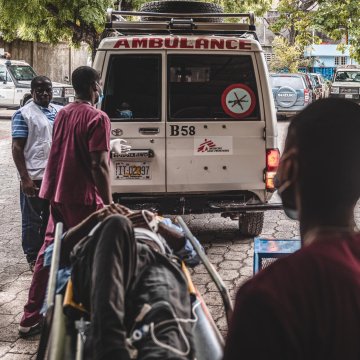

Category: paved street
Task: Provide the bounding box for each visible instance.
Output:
[0,116,301,358]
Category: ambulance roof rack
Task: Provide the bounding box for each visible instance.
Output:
[105,9,258,39]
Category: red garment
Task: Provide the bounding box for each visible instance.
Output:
[22,103,110,327]
[224,233,360,360]
[39,102,110,205]
[20,201,102,327]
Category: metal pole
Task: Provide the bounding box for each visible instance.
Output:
[176,216,233,324]
[47,222,63,309]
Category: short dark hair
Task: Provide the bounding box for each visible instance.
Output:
[72,66,100,95]
[290,98,360,208]
[31,76,51,91]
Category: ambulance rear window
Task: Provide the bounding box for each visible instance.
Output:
[168,54,260,121]
[102,54,161,121]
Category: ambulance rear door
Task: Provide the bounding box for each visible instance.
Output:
[102,51,166,194]
[166,50,266,193]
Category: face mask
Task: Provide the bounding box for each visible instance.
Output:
[95,82,104,106]
[278,181,299,220]
[96,94,104,106]
[283,207,298,220]
[274,149,299,221]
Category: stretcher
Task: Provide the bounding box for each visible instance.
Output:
[36,216,233,360]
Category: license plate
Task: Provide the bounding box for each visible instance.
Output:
[345,94,353,99]
[115,162,151,180]
[68,96,75,102]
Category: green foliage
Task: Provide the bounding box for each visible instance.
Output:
[270,36,305,73]
[272,0,360,63]
[0,0,115,48]
[0,0,272,51]
[270,0,318,47]
[315,0,360,62]
[214,0,271,16]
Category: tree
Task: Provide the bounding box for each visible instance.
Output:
[215,0,271,16]
[0,0,272,57]
[315,0,360,62]
[0,0,115,54]
[270,0,318,47]
[271,0,360,63]
[269,36,311,72]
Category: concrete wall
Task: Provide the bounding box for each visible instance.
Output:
[0,39,90,83]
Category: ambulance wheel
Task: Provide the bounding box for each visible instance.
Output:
[140,0,224,22]
[238,212,264,237]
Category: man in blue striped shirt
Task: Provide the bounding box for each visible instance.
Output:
[11,76,62,273]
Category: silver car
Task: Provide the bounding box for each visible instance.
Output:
[270,73,312,119]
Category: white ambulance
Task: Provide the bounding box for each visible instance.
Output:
[93,1,280,236]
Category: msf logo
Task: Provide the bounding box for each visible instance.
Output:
[197,139,216,152]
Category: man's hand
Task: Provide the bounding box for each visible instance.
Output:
[21,178,39,197]
[95,203,134,222]
[95,205,157,231]
[157,222,186,252]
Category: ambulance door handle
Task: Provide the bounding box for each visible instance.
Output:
[139,127,160,135]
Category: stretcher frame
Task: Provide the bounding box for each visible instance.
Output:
[36,217,232,360]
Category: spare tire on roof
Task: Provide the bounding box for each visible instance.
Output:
[139,0,224,23]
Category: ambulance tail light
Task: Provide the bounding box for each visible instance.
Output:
[265,148,280,191]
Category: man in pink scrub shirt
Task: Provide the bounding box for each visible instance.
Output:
[19,66,112,337]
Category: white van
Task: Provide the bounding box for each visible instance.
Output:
[0,58,75,108]
[93,1,280,235]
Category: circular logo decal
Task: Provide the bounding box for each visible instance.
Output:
[221,84,256,119]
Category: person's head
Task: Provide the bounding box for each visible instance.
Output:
[30,76,52,107]
[72,66,102,105]
[22,93,33,106]
[276,98,360,236]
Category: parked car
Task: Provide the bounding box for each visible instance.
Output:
[329,65,360,103]
[310,73,327,98]
[299,73,316,101]
[308,73,323,100]
[0,58,75,108]
[270,73,312,119]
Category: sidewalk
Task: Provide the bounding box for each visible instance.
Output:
[0,120,38,359]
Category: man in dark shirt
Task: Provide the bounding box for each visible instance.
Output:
[224,98,360,360]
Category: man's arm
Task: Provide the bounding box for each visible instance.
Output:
[90,150,112,205]
[157,222,186,252]
[12,138,39,196]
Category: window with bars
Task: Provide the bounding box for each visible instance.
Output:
[264,53,275,63]
[335,56,347,66]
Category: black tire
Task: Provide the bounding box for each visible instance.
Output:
[238,212,264,237]
[139,0,224,23]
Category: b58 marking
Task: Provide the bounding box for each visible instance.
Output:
[170,125,196,136]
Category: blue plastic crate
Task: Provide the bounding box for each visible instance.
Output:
[253,238,301,274]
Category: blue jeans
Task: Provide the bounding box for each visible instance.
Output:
[19,180,49,263]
